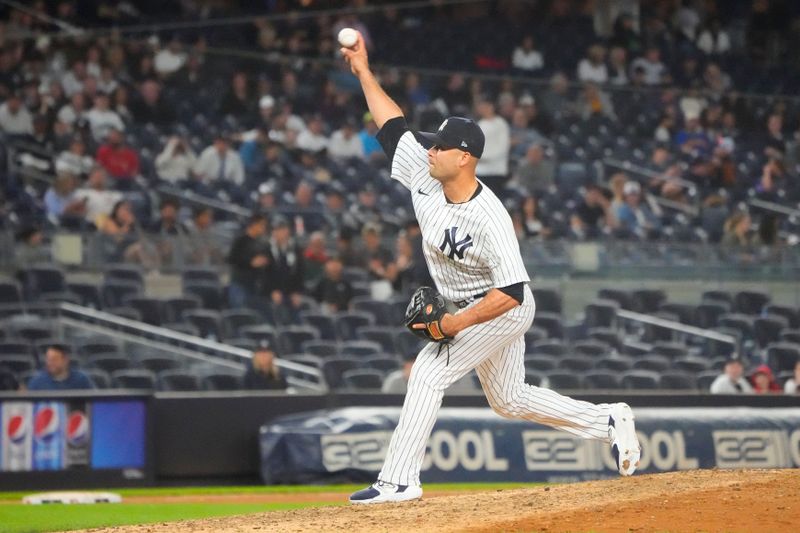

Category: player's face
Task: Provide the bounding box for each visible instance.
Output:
[427,145,468,181]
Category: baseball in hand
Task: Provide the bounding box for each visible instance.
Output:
[338,27,358,48]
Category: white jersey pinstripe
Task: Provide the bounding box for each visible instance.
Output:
[375,124,615,488]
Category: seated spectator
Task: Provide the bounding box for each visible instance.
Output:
[154,36,187,78]
[382,354,415,394]
[296,114,329,154]
[97,200,158,267]
[615,181,661,239]
[515,196,550,239]
[702,62,731,98]
[219,71,254,120]
[763,113,786,160]
[697,18,731,56]
[674,110,713,156]
[362,222,395,283]
[570,184,616,239]
[185,206,223,266]
[511,35,544,73]
[57,93,88,133]
[27,344,95,391]
[509,106,547,160]
[578,83,616,121]
[253,181,279,213]
[55,136,95,178]
[44,173,87,227]
[710,357,753,394]
[243,342,288,391]
[358,112,383,160]
[0,92,33,136]
[577,44,608,84]
[313,256,353,313]
[74,166,122,226]
[784,360,800,394]
[749,364,781,393]
[303,231,329,285]
[607,46,628,86]
[96,128,140,186]
[155,136,196,184]
[130,79,175,126]
[755,158,786,200]
[264,215,305,311]
[85,92,125,143]
[193,133,245,190]
[290,180,327,235]
[13,225,50,270]
[630,46,668,86]
[227,214,270,309]
[721,211,754,247]
[328,118,365,161]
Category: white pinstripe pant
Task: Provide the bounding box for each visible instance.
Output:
[379,286,613,486]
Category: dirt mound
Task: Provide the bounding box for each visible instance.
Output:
[80,469,800,533]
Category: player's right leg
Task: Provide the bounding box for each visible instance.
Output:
[475,338,641,476]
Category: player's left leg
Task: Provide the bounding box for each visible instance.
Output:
[474,336,641,476]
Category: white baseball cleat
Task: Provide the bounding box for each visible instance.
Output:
[608,402,641,476]
[349,480,423,504]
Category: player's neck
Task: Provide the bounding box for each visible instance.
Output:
[442,175,479,204]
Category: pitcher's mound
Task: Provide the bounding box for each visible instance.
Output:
[88,469,800,532]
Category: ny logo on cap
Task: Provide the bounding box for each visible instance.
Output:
[439,226,473,260]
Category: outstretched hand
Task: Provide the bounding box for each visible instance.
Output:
[340,31,369,77]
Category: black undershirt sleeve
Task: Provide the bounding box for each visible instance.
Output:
[375,116,409,161]
[497,282,525,305]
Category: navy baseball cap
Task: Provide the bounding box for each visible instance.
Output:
[418,117,485,159]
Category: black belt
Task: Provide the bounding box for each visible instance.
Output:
[454,291,487,309]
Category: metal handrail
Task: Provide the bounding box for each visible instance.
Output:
[57,303,327,391]
[617,308,738,346]
[748,198,800,218]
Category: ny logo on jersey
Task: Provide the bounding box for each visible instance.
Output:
[439,226,473,260]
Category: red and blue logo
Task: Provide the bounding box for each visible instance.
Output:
[6,415,28,444]
[33,406,60,442]
[66,411,89,446]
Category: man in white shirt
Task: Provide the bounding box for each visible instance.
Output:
[193,134,245,187]
[328,118,365,160]
[85,92,125,142]
[710,358,753,394]
[0,93,34,136]
[57,93,88,132]
[475,98,510,193]
[154,37,187,77]
[630,47,668,86]
[296,115,329,153]
[74,166,122,226]
[511,36,544,72]
[577,44,608,84]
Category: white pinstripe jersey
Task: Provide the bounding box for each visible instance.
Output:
[390,130,530,302]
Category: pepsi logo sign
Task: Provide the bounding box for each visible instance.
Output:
[67,411,89,446]
[6,415,28,444]
[34,406,60,442]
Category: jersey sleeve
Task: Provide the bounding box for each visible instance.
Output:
[376,117,429,190]
[486,213,531,287]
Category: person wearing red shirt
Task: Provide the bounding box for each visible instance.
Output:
[96,128,140,187]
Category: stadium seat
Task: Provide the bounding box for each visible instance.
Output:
[358,326,399,354]
[630,289,666,314]
[240,325,279,350]
[83,368,112,389]
[300,312,337,340]
[621,370,660,390]
[524,327,549,349]
[139,356,180,373]
[88,355,131,374]
[583,371,621,390]
[102,280,142,309]
[341,369,385,390]
[300,340,339,358]
[533,312,564,339]
[363,355,401,373]
[104,264,145,286]
[595,356,634,372]
[673,357,711,373]
[766,343,800,373]
[124,296,164,326]
[733,290,770,316]
[221,309,262,338]
[650,342,690,359]
[0,341,33,356]
[334,311,375,341]
[587,327,621,351]
[693,302,728,329]
[351,298,395,326]
[659,372,697,390]
[573,340,611,358]
[597,288,631,310]
[340,340,382,358]
[701,290,732,306]
[718,314,754,340]
[395,330,425,357]
[544,371,582,390]
[658,303,694,324]
[181,267,221,286]
[532,288,562,314]
[112,369,156,390]
[781,329,800,344]
[0,354,36,374]
[584,300,619,329]
[558,356,594,372]
[183,309,223,340]
[21,264,67,299]
[754,316,788,348]
[158,370,200,391]
[277,326,320,354]
[530,339,567,356]
[633,355,671,372]
[202,373,243,391]
[162,296,201,324]
[697,370,721,391]
[765,305,800,329]
[67,282,103,309]
[524,354,558,372]
[0,278,23,304]
[524,371,544,387]
[322,356,360,389]
[184,281,225,310]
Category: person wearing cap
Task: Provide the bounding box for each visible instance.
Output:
[616,180,662,239]
[341,30,642,504]
[243,342,287,391]
[710,358,753,394]
[749,364,781,394]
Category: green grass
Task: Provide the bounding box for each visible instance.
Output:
[0,482,544,502]
[0,483,547,533]
[0,502,332,533]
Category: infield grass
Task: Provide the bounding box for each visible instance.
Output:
[0,483,545,533]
